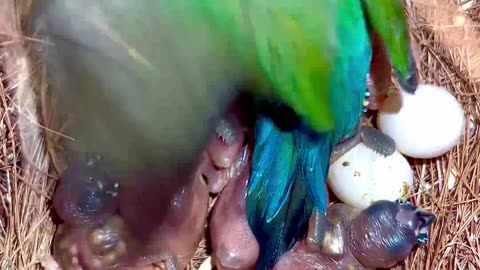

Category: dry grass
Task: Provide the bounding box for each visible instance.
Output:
[400,0,480,269]
[0,0,479,269]
[0,0,58,269]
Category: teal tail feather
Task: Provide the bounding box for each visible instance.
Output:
[246,115,331,270]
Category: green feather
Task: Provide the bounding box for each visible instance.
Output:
[250,0,339,132]
[361,0,413,79]
[201,0,340,133]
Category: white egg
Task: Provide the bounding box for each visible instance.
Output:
[327,143,413,210]
[377,84,465,159]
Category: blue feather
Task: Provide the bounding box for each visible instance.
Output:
[247,117,317,270]
[247,115,332,270]
[295,132,331,215]
[248,116,298,221]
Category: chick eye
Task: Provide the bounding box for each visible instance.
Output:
[79,190,106,215]
[395,209,419,230]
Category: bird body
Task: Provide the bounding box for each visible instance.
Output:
[272,201,436,270]
[246,1,374,269]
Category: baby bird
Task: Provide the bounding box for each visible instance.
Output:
[51,111,254,270]
[273,200,435,270]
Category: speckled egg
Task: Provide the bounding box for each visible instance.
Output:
[327,143,413,209]
[377,84,465,159]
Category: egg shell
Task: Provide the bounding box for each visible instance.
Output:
[377,84,465,159]
[327,143,413,210]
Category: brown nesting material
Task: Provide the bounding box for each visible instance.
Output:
[0,0,479,269]
[400,1,480,269]
[0,0,58,269]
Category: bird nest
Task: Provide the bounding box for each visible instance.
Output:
[0,0,479,269]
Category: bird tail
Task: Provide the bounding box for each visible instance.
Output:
[246,116,331,270]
